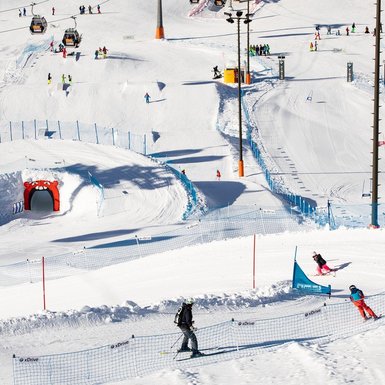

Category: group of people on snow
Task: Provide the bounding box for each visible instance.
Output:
[94,46,108,59]
[249,43,270,56]
[79,5,101,14]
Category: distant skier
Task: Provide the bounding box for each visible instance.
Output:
[144,92,151,104]
[68,74,72,84]
[18,9,22,17]
[365,26,370,34]
[213,66,221,79]
[48,73,52,85]
[349,285,379,320]
[97,4,101,13]
[23,7,26,16]
[314,40,318,51]
[176,299,204,358]
[50,40,54,52]
[351,22,356,33]
[62,47,67,58]
[88,5,92,14]
[216,169,221,181]
[309,41,314,51]
[102,46,108,59]
[61,74,66,84]
[52,7,55,16]
[94,49,99,59]
[346,26,350,36]
[312,251,331,275]
[327,25,331,35]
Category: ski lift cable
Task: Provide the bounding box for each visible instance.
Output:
[0,0,49,14]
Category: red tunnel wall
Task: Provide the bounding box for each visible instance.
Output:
[24,180,60,211]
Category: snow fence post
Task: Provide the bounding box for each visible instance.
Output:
[143,134,147,155]
[128,132,131,150]
[76,120,81,141]
[9,121,12,141]
[94,123,99,144]
[252,234,256,289]
[42,256,46,311]
[34,119,37,139]
[111,127,115,146]
[58,121,62,139]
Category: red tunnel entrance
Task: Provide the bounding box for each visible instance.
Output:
[24,180,60,211]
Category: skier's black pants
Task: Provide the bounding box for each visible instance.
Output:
[179,326,198,352]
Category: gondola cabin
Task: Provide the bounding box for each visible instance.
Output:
[62,28,81,47]
[30,15,47,34]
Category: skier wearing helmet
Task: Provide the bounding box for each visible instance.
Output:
[349,285,378,320]
[312,251,332,275]
[177,299,204,358]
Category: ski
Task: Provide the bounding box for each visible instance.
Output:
[175,349,230,362]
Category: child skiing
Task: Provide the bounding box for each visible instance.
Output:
[312,251,332,275]
[349,285,379,320]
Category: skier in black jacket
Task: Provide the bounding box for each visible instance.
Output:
[312,251,332,275]
[177,299,203,358]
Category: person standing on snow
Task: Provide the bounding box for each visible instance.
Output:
[176,299,204,358]
[102,46,108,59]
[23,7,26,16]
[48,73,52,85]
[68,74,72,84]
[312,251,332,275]
[216,169,221,180]
[144,92,151,104]
[97,4,101,13]
[52,7,55,16]
[349,285,379,320]
[61,74,66,84]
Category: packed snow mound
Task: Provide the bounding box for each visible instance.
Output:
[0,281,301,335]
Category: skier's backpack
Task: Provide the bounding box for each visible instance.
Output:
[174,305,185,326]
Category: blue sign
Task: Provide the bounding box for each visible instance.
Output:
[292,260,331,295]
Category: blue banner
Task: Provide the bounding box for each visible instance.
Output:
[292,260,331,295]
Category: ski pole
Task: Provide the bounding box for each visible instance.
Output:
[170,333,183,349]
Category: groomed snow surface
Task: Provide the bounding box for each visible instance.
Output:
[1,0,385,384]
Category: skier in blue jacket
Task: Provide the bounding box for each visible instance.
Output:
[349,285,378,320]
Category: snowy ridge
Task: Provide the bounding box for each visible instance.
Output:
[0,281,296,335]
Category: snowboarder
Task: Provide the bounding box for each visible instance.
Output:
[144,92,151,104]
[216,169,221,181]
[312,251,331,275]
[213,66,221,79]
[52,7,55,16]
[94,49,99,59]
[97,4,101,13]
[48,73,52,85]
[349,285,379,320]
[61,74,66,84]
[181,169,186,175]
[176,299,203,358]
[102,46,108,59]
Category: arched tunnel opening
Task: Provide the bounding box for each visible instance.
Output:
[24,180,60,212]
